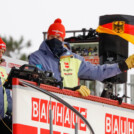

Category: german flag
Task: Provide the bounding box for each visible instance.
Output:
[96,15,134,44]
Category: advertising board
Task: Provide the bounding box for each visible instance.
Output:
[12,79,134,134]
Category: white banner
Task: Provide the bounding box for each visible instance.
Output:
[0,56,28,73]
[12,80,134,134]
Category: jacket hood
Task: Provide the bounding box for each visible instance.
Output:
[64,41,71,50]
[39,40,50,51]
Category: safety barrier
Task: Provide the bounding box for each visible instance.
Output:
[12,78,134,134]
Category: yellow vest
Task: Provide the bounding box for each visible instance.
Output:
[60,56,81,88]
[0,67,8,115]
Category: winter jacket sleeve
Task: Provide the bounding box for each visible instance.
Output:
[77,55,121,81]
[29,52,44,70]
[29,53,38,66]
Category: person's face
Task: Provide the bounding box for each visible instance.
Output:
[0,49,4,60]
[48,35,63,42]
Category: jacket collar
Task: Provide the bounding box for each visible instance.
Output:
[39,40,72,57]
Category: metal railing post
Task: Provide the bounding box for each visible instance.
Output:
[49,97,53,134]
[124,83,127,103]
[75,116,78,134]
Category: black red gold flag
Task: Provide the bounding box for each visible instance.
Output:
[96,15,134,44]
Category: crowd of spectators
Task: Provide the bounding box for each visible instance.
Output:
[72,46,98,56]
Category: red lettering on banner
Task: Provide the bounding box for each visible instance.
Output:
[56,103,63,126]
[40,99,48,123]
[72,106,79,129]
[128,118,134,134]
[105,113,112,134]
[48,101,57,125]
[84,56,99,64]
[79,107,87,131]
[32,98,40,121]
[64,106,72,128]
[8,63,21,68]
[120,117,127,134]
[31,97,87,131]
[113,115,119,134]
[105,113,134,134]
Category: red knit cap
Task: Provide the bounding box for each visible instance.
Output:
[47,18,66,40]
[0,38,6,52]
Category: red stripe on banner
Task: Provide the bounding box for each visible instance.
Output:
[101,23,113,30]
[13,124,38,134]
[101,23,134,35]
[124,24,134,35]
[40,128,61,134]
